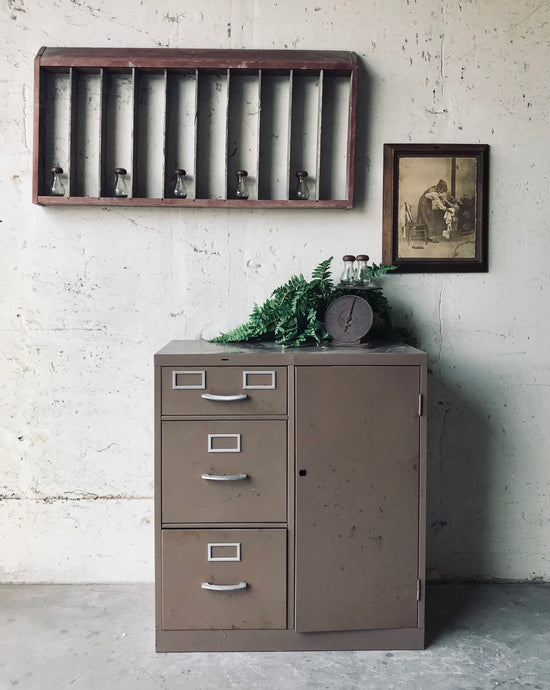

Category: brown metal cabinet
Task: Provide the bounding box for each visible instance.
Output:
[155,341,427,652]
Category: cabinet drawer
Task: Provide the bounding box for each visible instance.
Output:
[161,529,287,630]
[161,366,287,416]
[162,420,287,524]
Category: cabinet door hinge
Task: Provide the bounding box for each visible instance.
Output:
[418,394,423,417]
[417,579,422,601]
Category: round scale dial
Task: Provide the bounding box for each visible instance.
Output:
[324,295,374,344]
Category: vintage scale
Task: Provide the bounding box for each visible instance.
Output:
[324,293,375,345]
[323,254,380,346]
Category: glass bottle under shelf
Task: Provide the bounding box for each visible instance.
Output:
[173,169,187,198]
[49,166,65,196]
[295,170,310,200]
[114,168,128,198]
[355,254,371,286]
[235,170,249,199]
[340,255,356,285]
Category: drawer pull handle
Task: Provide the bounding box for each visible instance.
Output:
[201,582,248,592]
[201,393,248,402]
[201,473,248,481]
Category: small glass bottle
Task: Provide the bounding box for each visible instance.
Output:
[50,166,65,196]
[235,170,249,199]
[173,169,187,198]
[114,168,128,198]
[355,254,371,286]
[295,170,310,200]
[340,255,356,285]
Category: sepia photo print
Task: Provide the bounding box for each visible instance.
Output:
[382,144,489,272]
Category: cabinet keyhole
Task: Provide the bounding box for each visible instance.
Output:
[299,469,307,477]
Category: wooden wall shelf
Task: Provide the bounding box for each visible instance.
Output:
[33,48,358,208]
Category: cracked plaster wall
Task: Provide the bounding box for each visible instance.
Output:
[0,0,548,582]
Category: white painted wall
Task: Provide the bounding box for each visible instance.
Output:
[0,0,548,582]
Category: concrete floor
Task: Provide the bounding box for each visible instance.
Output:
[0,584,549,690]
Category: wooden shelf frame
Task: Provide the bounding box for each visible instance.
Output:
[33,48,358,208]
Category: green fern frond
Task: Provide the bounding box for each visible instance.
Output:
[210,256,404,347]
[310,256,334,283]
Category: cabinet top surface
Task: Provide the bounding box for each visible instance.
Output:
[155,340,427,365]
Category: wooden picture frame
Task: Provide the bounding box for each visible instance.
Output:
[382,144,489,272]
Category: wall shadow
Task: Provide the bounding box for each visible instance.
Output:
[353,55,373,210]
[423,362,500,642]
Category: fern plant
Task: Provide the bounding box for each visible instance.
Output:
[211,257,398,347]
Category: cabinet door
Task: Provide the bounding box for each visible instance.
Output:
[295,365,421,633]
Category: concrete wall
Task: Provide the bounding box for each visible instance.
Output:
[1,0,548,582]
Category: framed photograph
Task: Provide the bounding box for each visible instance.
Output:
[382,144,489,272]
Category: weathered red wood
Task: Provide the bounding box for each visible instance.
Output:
[68,68,77,197]
[37,47,356,71]
[36,195,352,209]
[32,47,47,202]
[34,48,358,208]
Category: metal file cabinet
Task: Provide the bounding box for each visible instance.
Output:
[154,340,427,651]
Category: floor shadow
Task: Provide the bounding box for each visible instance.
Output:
[425,583,487,646]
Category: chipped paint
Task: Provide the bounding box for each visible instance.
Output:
[0,492,150,503]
